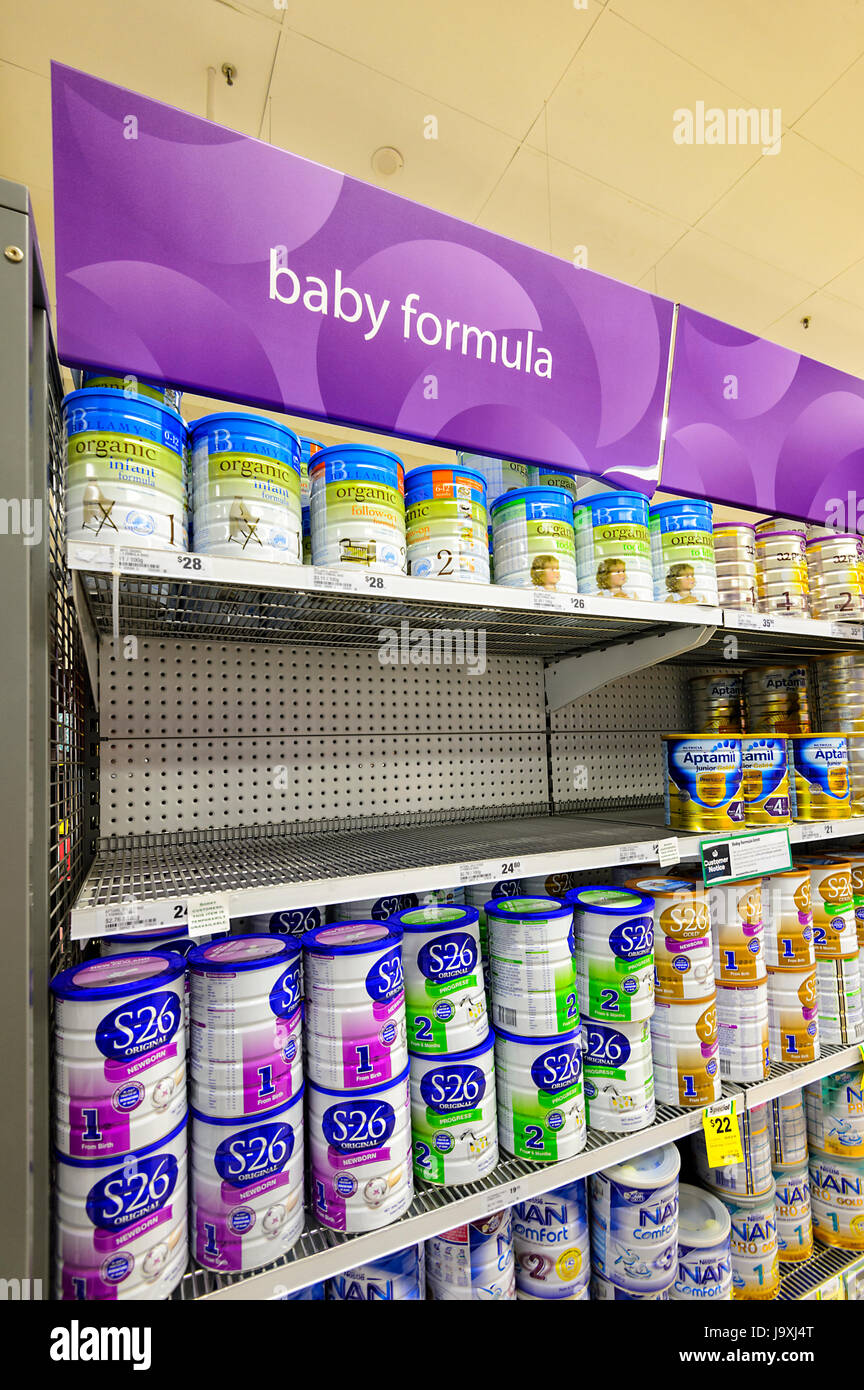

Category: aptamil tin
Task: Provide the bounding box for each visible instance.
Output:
[769,1089,808,1168]
[774,1164,813,1263]
[512,1178,590,1300]
[405,465,490,583]
[806,1069,864,1157]
[425,1210,516,1300]
[489,488,579,593]
[650,996,721,1108]
[809,1150,864,1249]
[410,1034,497,1186]
[662,735,743,833]
[327,1246,424,1301]
[188,936,302,1118]
[693,1102,774,1198]
[589,1144,680,1294]
[191,1088,304,1273]
[591,1274,669,1300]
[55,1116,188,1301]
[308,1067,412,1233]
[494,1026,586,1162]
[572,490,653,600]
[582,1016,655,1133]
[80,371,183,411]
[762,868,814,970]
[767,964,820,1063]
[99,926,193,957]
[310,445,406,574]
[51,951,187,1160]
[302,922,406,1090]
[743,665,811,735]
[393,905,486,1054]
[486,896,577,1036]
[816,955,864,1044]
[689,674,744,734]
[715,982,770,1083]
[567,887,655,1023]
[189,413,302,562]
[625,878,713,1005]
[787,734,851,821]
[650,499,718,606]
[740,736,791,825]
[721,1186,780,1299]
[671,1184,732,1301]
[234,905,325,937]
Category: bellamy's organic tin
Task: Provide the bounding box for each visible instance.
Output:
[662,735,743,832]
[787,734,851,821]
[572,491,653,601]
[490,488,579,593]
[650,499,718,606]
[310,445,406,574]
[189,413,302,562]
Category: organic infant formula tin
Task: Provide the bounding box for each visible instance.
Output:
[308,1066,412,1233]
[567,887,655,1022]
[310,444,406,574]
[805,1068,864,1157]
[302,922,407,1090]
[671,1183,732,1301]
[405,465,490,584]
[426,1210,516,1300]
[512,1178,590,1300]
[589,1144,680,1295]
[809,1149,864,1250]
[721,1185,780,1299]
[740,735,791,825]
[494,1026,586,1162]
[582,1016,655,1133]
[409,1034,498,1186]
[650,996,721,1108]
[787,734,851,821]
[650,498,718,606]
[327,1245,424,1301]
[189,413,302,562]
[662,735,743,833]
[572,491,653,601]
[393,904,486,1054]
[774,1163,813,1264]
[489,487,579,593]
[486,896,577,1036]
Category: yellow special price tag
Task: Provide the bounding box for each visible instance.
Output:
[701,1097,744,1167]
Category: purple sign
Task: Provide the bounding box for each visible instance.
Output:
[663,307,864,528]
[51,63,673,493]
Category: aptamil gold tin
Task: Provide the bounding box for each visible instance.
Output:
[662,735,743,833]
[743,666,811,736]
[740,735,791,826]
[787,734,851,822]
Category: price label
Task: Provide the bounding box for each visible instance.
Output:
[656,837,680,868]
[100,898,187,935]
[175,553,210,577]
[459,858,523,886]
[117,547,177,577]
[726,610,760,630]
[800,821,832,841]
[831,622,864,641]
[570,596,586,611]
[701,1097,744,1167]
[312,567,362,593]
[619,842,650,865]
[187,894,232,938]
[533,591,568,612]
[482,1181,522,1215]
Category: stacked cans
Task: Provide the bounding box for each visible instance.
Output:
[710,877,769,1083]
[806,533,864,620]
[712,521,757,610]
[426,1209,516,1300]
[662,734,743,833]
[405,464,490,583]
[650,499,718,606]
[572,490,653,601]
[189,413,302,563]
[671,1184,732,1300]
[568,887,656,1132]
[512,1179,590,1300]
[589,1144,680,1297]
[769,1088,814,1265]
[310,444,406,574]
[807,1066,864,1251]
[392,903,497,1188]
[763,868,819,1065]
[188,936,305,1272]
[755,528,809,616]
[302,922,412,1232]
[813,654,864,812]
[787,735,851,821]
[51,951,189,1299]
[689,674,744,735]
[797,857,863,1044]
[489,487,579,593]
[233,904,325,937]
[742,665,811,735]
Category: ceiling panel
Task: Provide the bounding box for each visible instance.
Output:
[766,290,864,378]
[0,61,51,189]
[794,52,864,178]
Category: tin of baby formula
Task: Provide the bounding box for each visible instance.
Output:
[426,1210,516,1300]
[671,1184,732,1301]
[302,922,407,1090]
[494,1026,586,1162]
[572,491,653,600]
[628,879,713,1006]
[809,1150,864,1249]
[591,1274,669,1300]
[310,445,406,573]
[740,736,791,825]
[188,936,302,1118]
[798,859,857,960]
[650,996,721,1107]
[394,905,486,1054]
[489,488,579,593]
[774,1164,813,1263]
[787,734,851,820]
[80,371,183,411]
[457,453,530,509]
[662,735,743,832]
[689,675,744,735]
[55,1115,188,1301]
[405,466,490,583]
[405,464,486,506]
[816,956,864,1044]
[331,893,418,921]
[650,499,718,606]
[189,414,302,562]
[762,868,814,969]
[520,872,573,898]
[767,964,820,1063]
[191,1087,304,1273]
[769,1089,808,1168]
[716,983,769,1083]
[99,926,192,956]
[722,1186,780,1299]
[806,1070,864,1156]
[308,1066,412,1233]
[327,1245,423,1301]
[463,879,522,978]
[410,1034,497,1186]
[582,1016,655,1133]
[567,887,655,1023]
[756,518,806,537]
[64,389,187,550]
[694,1102,774,1198]
[589,1144,680,1294]
[512,1178,590,1299]
[708,877,766,986]
[235,905,325,937]
[487,896,577,1036]
[52,952,187,1160]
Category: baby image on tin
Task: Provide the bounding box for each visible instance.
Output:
[665,562,698,603]
[530,553,561,589]
[596,556,629,597]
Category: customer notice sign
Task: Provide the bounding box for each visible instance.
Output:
[699,827,792,887]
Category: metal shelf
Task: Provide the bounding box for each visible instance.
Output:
[779,1243,864,1300]
[174,1041,863,1301]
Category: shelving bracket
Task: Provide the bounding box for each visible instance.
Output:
[545,623,717,711]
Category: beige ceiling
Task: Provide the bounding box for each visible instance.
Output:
[2,0,864,512]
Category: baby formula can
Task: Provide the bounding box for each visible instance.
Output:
[189,413,302,562]
[55,1116,188,1301]
[787,734,851,820]
[299,437,323,563]
[409,1034,497,1186]
[327,1245,424,1301]
[302,922,407,1090]
[740,735,791,825]
[769,1089,808,1168]
[494,1026,586,1162]
[51,951,187,1160]
[572,491,653,601]
[708,877,766,986]
[589,1144,680,1294]
[64,388,187,550]
[713,522,756,610]
[310,445,406,574]
[457,453,530,507]
[650,996,721,1108]
[671,1183,732,1301]
[798,857,857,960]
[393,904,486,1055]
[806,1069,864,1157]
[626,878,713,1006]
[743,665,811,735]
[716,982,769,1082]
[308,1066,412,1233]
[567,887,655,1023]
[426,1210,516,1300]
[767,964,820,1063]
[464,878,523,986]
[191,1088,304,1273]
[486,896,577,1036]
[816,955,864,1044]
[650,498,718,606]
[489,488,579,593]
[80,371,183,411]
[722,1185,780,1299]
[774,1163,813,1263]
[662,735,743,833]
[591,1274,669,1300]
[525,465,586,501]
[512,1178,590,1300]
[331,893,418,921]
[689,674,744,734]
[235,905,325,937]
[188,936,302,1119]
[755,532,809,615]
[582,1016,655,1133]
[99,926,193,957]
[405,465,490,583]
[693,1101,774,1198]
[809,1149,864,1249]
[762,867,814,969]
[521,871,573,898]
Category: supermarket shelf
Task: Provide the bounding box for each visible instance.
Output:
[175,1041,862,1301]
[69,805,864,937]
[778,1243,863,1300]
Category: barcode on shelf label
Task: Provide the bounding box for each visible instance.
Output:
[533,591,568,611]
[656,837,680,868]
[458,860,496,885]
[801,821,832,840]
[187,894,232,937]
[102,899,184,933]
[117,547,177,577]
[831,622,864,640]
[312,567,362,592]
[728,610,760,630]
[482,1182,522,1215]
[619,842,649,864]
